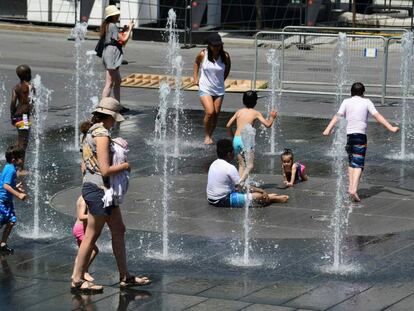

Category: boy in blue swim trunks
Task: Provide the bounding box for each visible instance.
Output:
[0,146,27,254]
[323,82,399,202]
[226,90,277,182]
[207,139,288,207]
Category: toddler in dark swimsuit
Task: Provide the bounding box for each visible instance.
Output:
[281,149,308,187]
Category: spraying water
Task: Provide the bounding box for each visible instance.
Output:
[265,49,282,154]
[398,31,413,160]
[241,125,256,264]
[228,125,262,267]
[166,9,184,158]
[326,33,352,272]
[29,75,52,238]
[157,81,171,258]
[0,74,6,117]
[71,22,88,151]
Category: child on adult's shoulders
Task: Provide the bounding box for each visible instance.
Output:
[281,148,308,187]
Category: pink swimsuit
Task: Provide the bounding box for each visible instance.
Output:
[72,222,86,246]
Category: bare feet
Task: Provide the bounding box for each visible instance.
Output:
[276,195,289,203]
[349,191,361,202]
[204,136,214,145]
[84,272,94,282]
[268,194,289,203]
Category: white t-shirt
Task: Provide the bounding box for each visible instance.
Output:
[207,159,240,200]
[337,96,378,134]
[199,50,226,96]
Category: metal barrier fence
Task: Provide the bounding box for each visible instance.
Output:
[253,27,411,103]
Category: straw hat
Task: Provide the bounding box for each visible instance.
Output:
[104,5,121,20]
[93,97,124,122]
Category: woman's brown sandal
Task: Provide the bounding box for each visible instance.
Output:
[70,279,104,294]
[119,276,151,288]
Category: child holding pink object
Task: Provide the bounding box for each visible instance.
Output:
[72,196,99,282]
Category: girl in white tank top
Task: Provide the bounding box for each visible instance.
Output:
[193,33,231,144]
[198,49,226,96]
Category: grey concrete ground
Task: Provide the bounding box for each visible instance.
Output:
[0,25,414,311]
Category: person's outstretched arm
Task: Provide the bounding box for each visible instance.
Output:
[373,113,399,133]
[323,115,339,136]
[286,164,297,187]
[257,111,276,128]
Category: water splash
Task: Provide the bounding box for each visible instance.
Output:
[265,48,282,155]
[29,75,53,239]
[158,81,171,258]
[166,9,185,158]
[240,124,256,265]
[0,73,6,118]
[327,33,352,271]
[70,22,90,151]
[398,31,414,160]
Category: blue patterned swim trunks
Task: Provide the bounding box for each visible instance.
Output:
[346,133,367,169]
[0,201,16,226]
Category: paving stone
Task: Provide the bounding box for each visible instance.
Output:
[384,293,414,311]
[241,281,319,305]
[242,304,296,311]
[198,280,268,300]
[186,298,250,311]
[284,281,371,310]
[328,282,414,311]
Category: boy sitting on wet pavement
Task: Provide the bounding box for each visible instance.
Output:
[207,139,288,208]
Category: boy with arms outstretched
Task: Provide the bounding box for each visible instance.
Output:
[323,82,399,202]
[0,146,27,254]
[226,90,277,182]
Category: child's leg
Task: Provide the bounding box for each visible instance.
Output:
[84,245,99,282]
[72,214,106,283]
[268,193,289,203]
[17,129,30,152]
[237,153,245,180]
[349,167,362,201]
[86,245,99,272]
[1,222,15,245]
[239,152,254,183]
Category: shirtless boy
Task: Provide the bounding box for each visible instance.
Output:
[226,90,277,182]
[10,65,33,155]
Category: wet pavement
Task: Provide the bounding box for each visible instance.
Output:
[0,28,414,310]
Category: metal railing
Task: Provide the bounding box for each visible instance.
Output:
[253,27,411,104]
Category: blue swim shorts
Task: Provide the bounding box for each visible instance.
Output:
[0,201,16,226]
[233,136,244,155]
[346,133,367,169]
[208,192,252,208]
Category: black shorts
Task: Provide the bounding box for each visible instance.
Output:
[82,182,117,216]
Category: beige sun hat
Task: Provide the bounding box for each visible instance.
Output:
[93,97,124,122]
[104,5,121,20]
